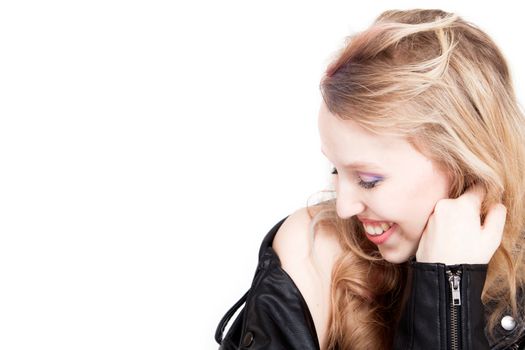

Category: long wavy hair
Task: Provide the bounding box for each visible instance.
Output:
[305,9,525,349]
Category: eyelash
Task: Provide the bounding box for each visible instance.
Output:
[330,167,381,190]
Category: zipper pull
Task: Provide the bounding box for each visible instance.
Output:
[447,270,462,306]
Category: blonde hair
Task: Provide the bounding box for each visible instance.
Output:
[307,9,525,349]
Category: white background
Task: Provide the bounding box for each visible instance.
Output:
[0,1,523,349]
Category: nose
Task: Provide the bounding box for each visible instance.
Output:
[335,182,366,219]
[336,197,365,219]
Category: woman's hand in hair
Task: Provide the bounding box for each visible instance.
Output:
[415,183,507,265]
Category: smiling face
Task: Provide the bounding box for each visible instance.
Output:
[318,101,452,263]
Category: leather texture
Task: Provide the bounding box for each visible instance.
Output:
[216,215,320,350]
[216,216,525,349]
[392,259,490,349]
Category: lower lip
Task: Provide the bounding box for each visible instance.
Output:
[364,223,397,245]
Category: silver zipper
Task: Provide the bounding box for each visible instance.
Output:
[447,269,462,350]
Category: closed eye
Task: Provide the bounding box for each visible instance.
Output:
[331,167,382,190]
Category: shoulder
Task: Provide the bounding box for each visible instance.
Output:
[272,206,343,349]
[272,207,315,261]
[272,206,343,270]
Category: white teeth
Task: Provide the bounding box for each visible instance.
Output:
[363,222,394,236]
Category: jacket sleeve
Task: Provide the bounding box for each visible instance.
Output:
[216,249,321,350]
[393,258,490,350]
[236,261,321,350]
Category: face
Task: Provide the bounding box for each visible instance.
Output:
[318,101,452,263]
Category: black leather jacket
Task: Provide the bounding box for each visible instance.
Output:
[216,216,525,349]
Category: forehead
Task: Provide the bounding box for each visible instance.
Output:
[317,102,407,160]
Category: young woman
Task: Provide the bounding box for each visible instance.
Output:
[215,9,525,350]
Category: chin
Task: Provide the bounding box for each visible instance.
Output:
[378,249,411,264]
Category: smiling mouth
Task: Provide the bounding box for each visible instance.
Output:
[363,223,398,245]
[361,221,395,235]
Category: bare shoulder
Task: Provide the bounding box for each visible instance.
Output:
[272,206,343,268]
[272,206,343,349]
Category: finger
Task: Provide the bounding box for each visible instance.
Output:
[481,203,507,241]
[460,183,486,209]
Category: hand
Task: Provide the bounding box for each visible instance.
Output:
[416,183,507,265]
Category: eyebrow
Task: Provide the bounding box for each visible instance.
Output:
[321,148,384,171]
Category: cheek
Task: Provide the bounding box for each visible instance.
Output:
[388,175,445,235]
